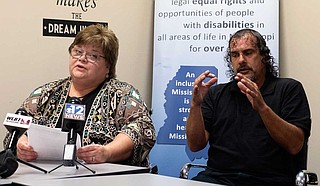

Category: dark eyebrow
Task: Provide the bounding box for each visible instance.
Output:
[231,48,256,53]
[243,48,256,54]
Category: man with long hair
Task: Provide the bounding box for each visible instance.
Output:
[187,29,311,185]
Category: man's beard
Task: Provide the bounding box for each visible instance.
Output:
[249,72,256,82]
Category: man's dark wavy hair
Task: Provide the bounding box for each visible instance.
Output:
[224,29,278,80]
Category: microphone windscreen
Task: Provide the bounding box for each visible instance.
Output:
[15,108,28,116]
[0,150,18,178]
[61,97,85,132]
[69,97,81,104]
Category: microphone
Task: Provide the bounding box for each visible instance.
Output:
[61,97,85,166]
[0,108,32,178]
[0,150,18,178]
[4,108,32,154]
[49,97,95,174]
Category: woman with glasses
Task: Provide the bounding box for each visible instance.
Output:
[3,24,156,167]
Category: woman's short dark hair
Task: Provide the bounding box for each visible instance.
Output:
[68,24,119,79]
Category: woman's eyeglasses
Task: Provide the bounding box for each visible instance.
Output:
[70,47,105,63]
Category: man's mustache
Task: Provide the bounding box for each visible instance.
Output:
[236,64,252,73]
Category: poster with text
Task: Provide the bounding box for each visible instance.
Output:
[150,0,279,177]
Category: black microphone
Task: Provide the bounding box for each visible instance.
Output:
[5,108,31,154]
[49,97,95,174]
[61,97,85,166]
[0,108,32,178]
[0,150,18,178]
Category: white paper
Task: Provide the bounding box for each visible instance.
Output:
[27,123,81,161]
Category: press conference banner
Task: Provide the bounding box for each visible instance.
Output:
[150,0,279,177]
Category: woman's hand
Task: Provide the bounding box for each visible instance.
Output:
[77,144,109,164]
[16,135,38,161]
[77,133,134,164]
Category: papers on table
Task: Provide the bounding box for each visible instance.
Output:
[27,124,81,161]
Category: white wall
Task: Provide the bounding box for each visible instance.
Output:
[280,0,320,174]
[0,0,319,176]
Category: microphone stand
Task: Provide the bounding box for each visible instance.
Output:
[48,128,95,174]
[10,130,47,174]
[16,158,47,174]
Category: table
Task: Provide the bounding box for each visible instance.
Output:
[0,160,149,185]
[8,173,222,186]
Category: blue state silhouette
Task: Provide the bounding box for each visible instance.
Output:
[157,65,218,160]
